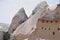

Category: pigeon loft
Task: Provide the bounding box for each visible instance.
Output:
[36,18,60,40]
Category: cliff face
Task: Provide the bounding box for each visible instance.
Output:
[29,1,48,18]
[12,1,48,40]
[36,5,60,39]
[40,4,60,20]
[41,9,56,20]
[54,4,60,19]
[7,1,60,40]
[28,3,60,40]
[36,19,60,40]
[8,8,28,33]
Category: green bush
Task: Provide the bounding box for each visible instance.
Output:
[3,32,10,40]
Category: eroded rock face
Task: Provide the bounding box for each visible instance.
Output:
[13,1,48,40]
[42,9,56,20]
[29,1,48,18]
[54,4,60,19]
[8,8,28,33]
[12,2,60,40]
[40,4,60,20]
[29,4,60,40]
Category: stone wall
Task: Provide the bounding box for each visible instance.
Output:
[36,19,60,40]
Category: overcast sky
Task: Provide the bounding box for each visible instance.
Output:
[0,0,60,24]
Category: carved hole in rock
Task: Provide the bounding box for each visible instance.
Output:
[12,29,15,33]
[53,32,55,35]
[46,20,48,23]
[51,21,53,23]
[55,21,58,23]
[41,27,43,30]
[49,28,50,30]
[57,28,60,31]
[45,28,46,30]
[42,20,44,23]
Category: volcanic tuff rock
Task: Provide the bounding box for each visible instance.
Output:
[41,8,56,20]
[9,1,60,40]
[13,1,48,40]
[54,4,60,19]
[8,8,28,33]
[40,3,60,20]
[28,3,60,40]
[29,1,48,17]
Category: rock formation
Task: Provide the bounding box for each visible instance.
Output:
[8,1,60,40]
[8,8,28,33]
[29,1,48,18]
[54,4,60,19]
[13,1,48,40]
[28,3,60,40]
[41,9,56,20]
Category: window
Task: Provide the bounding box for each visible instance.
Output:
[51,21,53,23]
[53,32,55,35]
[57,28,60,31]
[41,27,43,29]
[55,21,58,23]
[42,20,44,23]
[49,28,50,30]
[45,28,46,30]
[46,20,48,23]
[12,29,15,33]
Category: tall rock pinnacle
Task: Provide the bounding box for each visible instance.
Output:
[8,8,28,33]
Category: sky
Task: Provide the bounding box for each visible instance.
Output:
[0,0,60,24]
